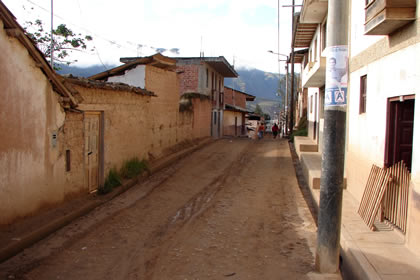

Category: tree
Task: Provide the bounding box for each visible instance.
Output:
[254,104,263,116]
[263,113,271,121]
[24,19,93,69]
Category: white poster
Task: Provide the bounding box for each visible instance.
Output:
[325,46,348,107]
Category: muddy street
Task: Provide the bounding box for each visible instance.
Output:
[1,138,318,280]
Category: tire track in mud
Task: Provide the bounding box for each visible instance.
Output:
[140,141,253,278]
[1,139,253,280]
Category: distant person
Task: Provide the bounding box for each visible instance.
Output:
[272,123,279,139]
[258,122,265,139]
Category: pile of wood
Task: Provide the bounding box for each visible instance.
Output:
[358,161,411,232]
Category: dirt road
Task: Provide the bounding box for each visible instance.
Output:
[1,138,318,279]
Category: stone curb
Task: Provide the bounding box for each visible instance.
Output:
[0,137,214,263]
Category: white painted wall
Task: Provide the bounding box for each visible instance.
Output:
[346,41,420,252]
[108,65,146,88]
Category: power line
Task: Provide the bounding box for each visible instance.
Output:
[75,0,107,70]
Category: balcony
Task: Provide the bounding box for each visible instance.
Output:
[364,0,416,35]
[300,0,328,24]
[302,57,326,88]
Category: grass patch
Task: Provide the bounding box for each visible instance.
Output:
[98,168,121,194]
[290,128,308,143]
[119,157,149,179]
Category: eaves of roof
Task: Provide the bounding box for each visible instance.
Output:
[225,104,252,113]
[224,86,256,101]
[175,56,238,78]
[90,53,176,80]
[63,76,156,97]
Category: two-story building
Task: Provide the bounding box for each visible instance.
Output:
[347,0,419,255]
[174,57,238,138]
[294,0,420,277]
[223,86,255,137]
[294,1,328,152]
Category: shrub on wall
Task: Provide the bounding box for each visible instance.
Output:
[98,158,149,195]
[98,168,121,194]
[120,157,149,179]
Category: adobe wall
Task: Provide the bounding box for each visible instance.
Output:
[146,65,193,158]
[70,84,153,174]
[192,98,211,139]
[0,20,79,225]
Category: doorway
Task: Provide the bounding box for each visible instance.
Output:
[385,96,415,171]
[84,112,102,192]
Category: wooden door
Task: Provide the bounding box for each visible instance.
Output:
[385,98,415,171]
[84,112,101,192]
[313,92,318,140]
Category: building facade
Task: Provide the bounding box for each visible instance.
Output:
[175,57,238,138]
[223,86,255,137]
[347,0,420,255]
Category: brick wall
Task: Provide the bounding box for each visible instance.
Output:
[224,87,247,109]
[177,64,199,95]
[224,87,235,106]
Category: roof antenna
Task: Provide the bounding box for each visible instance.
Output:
[200,36,204,57]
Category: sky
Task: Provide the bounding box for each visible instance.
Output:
[3,0,301,73]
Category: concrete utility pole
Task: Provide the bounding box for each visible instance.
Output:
[316,0,349,274]
[284,63,289,136]
[50,0,54,67]
[289,0,295,135]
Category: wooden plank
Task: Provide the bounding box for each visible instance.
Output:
[401,162,410,232]
[358,165,379,220]
[367,169,390,228]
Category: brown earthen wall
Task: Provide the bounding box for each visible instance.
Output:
[192,98,212,139]
[0,20,82,225]
[72,85,152,174]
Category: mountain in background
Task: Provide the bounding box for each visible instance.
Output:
[225,68,284,102]
[58,65,289,118]
[58,64,113,78]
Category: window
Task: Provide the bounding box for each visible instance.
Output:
[206,68,209,88]
[310,95,313,113]
[314,37,318,62]
[360,75,367,114]
[321,21,327,51]
[66,150,71,172]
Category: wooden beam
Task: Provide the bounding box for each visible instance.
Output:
[5,28,21,38]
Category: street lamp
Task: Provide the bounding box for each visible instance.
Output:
[268,50,289,136]
[267,50,288,58]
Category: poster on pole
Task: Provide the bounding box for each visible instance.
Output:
[325,46,348,107]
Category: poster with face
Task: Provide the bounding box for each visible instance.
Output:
[325,46,348,107]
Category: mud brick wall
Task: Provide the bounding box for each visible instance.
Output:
[192,98,212,139]
[0,19,76,224]
[73,85,152,174]
[146,65,193,158]
[61,112,86,197]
